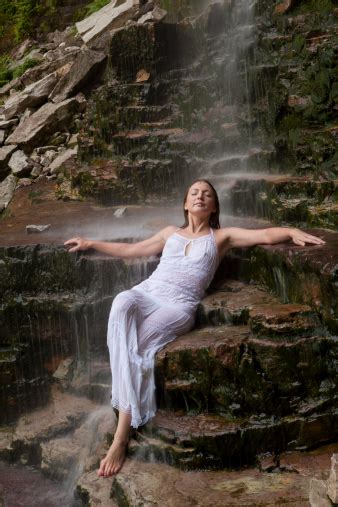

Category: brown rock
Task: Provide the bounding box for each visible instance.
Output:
[136,69,150,83]
[274,0,296,15]
[5,96,85,150]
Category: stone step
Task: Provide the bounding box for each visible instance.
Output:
[223,174,337,228]
[155,323,335,417]
[207,147,276,174]
[220,229,337,333]
[115,105,173,129]
[134,409,338,469]
[97,448,333,507]
[197,280,321,336]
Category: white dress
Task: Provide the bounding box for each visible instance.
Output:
[107,228,219,428]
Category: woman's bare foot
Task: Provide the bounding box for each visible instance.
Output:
[97,437,128,477]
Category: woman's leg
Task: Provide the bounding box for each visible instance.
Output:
[97,411,131,477]
[97,290,156,477]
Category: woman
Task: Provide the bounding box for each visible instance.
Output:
[65,179,325,477]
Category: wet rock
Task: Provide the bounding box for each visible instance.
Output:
[49,49,107,104]
[288,95,312,110]
[5,96,86,150]
[8,150,33,177]
[2,72,59,121]
[26,224,51,234]
[137,5,167,24]
[0,174,16,213]
[135,69,150,83]
[48,147,77,175]
[328,454,338,504]
[0,145,17,175]
[76,0,139,46]
[248,303,320,336]
[114,207,127,218]
[309,478,331,507]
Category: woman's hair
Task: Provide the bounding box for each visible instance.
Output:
[181,179,221,229]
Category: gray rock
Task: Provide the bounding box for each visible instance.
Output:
[0,119,19,130]
[8,150,33,177]
[49,148,77,175]
[16,177,32,188]
[138,5,167,23]
[30,166,42,178]
[50,49,106,103]
[76,0,118,37]
[0,174,16,212]
[328,454,338,504]
[2,72,59,121]
[5,95,86,150]
[0,130,5,144]
[0,145,17,173]
[26,224,51,234]
[36,146,57,154]
[76,0,139,46]
[114,207,127,218]
[67,133,79,148]
[309,478,331,507]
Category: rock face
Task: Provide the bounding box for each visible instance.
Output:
[5,96,85,150]
[49,49,107,103]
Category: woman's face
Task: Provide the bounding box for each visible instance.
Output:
[184,181,216,218]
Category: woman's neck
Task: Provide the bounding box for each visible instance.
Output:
[185,216,210,234]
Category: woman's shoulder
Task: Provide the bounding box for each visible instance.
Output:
[160,225,179,241]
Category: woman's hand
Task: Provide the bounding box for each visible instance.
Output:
[64,237,92,252]
[290,229,326,247]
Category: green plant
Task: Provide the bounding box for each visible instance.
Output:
[12,57,39,78]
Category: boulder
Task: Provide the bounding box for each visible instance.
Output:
[8,150,33,177]
[0,145,17,174]
[137,5,167,24]
[2,72,60,120]
[49,49,107,103]
[0,174,16,212]
[5,96,86,150]
[48,148,78,175]
[76,0,139,46]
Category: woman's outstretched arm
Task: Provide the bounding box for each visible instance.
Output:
[217,226,326,251]
[64,225,177,258]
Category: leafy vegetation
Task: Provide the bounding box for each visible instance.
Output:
[83,0,110,17]
[0,55,39,87]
